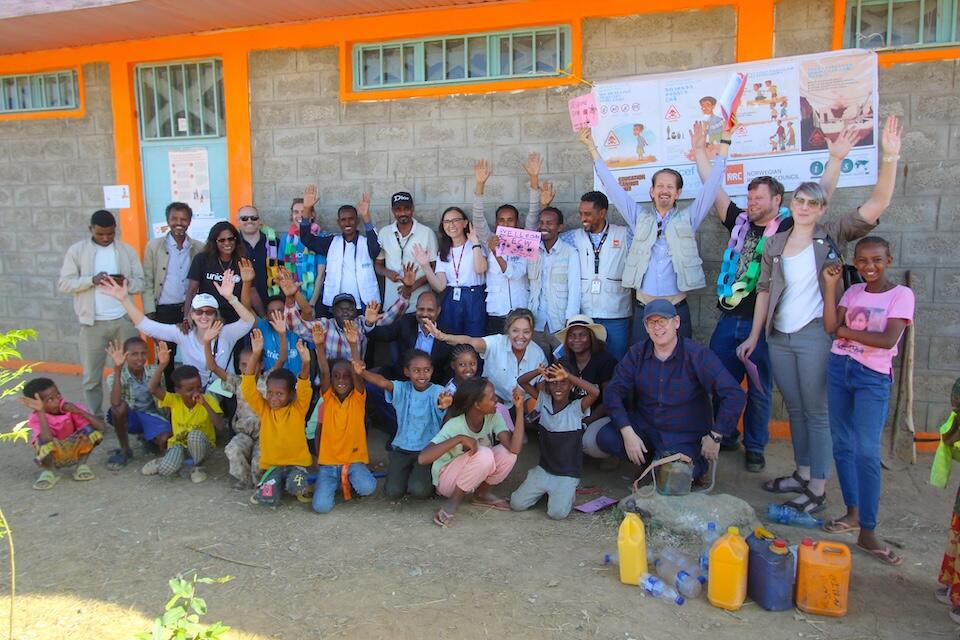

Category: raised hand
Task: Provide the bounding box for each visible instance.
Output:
[412,243,430,267]
[827,125,859,161]
[474,159,492,186]
[156,341,171,366]
[512,386,525,408]
[577,127,594,148]
[487,235,500,254]
[437,391,453,410]
[276,268,300,298]
[689,120,707,151]
[466,225,480,246]
[18,393,44,413]
[202,319,224,344]
[356,192,371,223]
[61,402,84,415]
[822,262,843,287]
[881,115,902,156]
[268,309,286,334]
[343,319,360,345]
[295,339,311,363]
[364,301,383,326]
[352,358,366,375]
[250,328,264,353]
[302,184,318,213]
[215,269,237,299]
[400,262,417,289]
[105,339,125,368]
[521,152,543,181]
[546,363,568,382]
[539,180,555,208]
[723,112,738,136]
[311,322,327,347]
[238,258,255,283]
[98,275,129,300]
[422,318,441,338]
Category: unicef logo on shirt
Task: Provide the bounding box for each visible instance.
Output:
[809,160,824,177]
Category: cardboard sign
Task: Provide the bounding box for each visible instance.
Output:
[568,93,599,132]
[495,226,541,261]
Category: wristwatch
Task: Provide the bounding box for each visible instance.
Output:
[707,432,722,444]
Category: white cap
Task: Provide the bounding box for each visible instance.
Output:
[191,293,220,310]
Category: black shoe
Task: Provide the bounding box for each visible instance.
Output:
[719,439,740,452]
[745,450,765,473]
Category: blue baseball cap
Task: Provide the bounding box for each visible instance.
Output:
[642,299,678,321]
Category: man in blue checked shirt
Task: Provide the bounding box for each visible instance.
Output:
[596,300,745,478]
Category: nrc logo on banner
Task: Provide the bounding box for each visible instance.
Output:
[725,164,745,185]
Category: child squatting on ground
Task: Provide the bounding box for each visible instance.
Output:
[244,328,314,506]
[418,376,525,527]
[511,362,600,520]
[311,319,377,513]
[21,377,106,490]
[141,343,225,482]
[353,348,453,499]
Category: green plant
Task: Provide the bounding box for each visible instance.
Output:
[137,575,234,640]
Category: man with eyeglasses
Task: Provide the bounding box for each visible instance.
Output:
[237,205,275,313]
[597,300,745,480]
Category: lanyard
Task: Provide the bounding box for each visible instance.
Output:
[451,244,467,283]
[394,229,413,261]
[590,226,610,276]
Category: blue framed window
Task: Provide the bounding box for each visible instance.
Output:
[0,70,79,113]
[353,26,571,90]
[845,0,959,49]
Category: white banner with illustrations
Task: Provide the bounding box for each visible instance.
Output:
[590,49,878,202]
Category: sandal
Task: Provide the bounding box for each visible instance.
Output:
[783,487,826,514]
[856,543,903,566]
[471,495,511,511]
[72,464,96,481]
[106,448,133,470]
[763,470,808,494]
[823,519,860,534]
[32,469,60,491]
[433,508,454,528]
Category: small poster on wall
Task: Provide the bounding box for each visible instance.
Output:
[169,148,213,217]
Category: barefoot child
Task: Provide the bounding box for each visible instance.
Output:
[511,362,599,519]
[244,331,313,506]
[20,378,106,490]
[311,320,377,513]
[935,377,960,623]
[418,377,525,527]
[105,337,173,469]
[142,343,225,482]
[821,236,914,566]
[353,349,453,499]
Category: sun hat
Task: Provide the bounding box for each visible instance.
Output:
[554,315,607,343]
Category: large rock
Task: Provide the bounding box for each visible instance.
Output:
[620,491,759,545]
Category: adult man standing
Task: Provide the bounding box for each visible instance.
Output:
[281,189,325,313]
[577,126,728,347]
[376,192,437,315]
[596,300,744,478]
[142,202,204,388]
[58,210,145,414]
[690,122,856,472]
[237,204,273,312]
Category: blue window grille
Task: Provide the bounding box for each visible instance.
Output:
[0,70,79,113]
[845,0,959,49]
[136,60,225,140]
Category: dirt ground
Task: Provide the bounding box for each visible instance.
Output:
[0,372,956,640]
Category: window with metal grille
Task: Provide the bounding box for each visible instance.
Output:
[136,60,225,140]
[353,26,571,90]
[0,70,79,113]
[845,0,959,49]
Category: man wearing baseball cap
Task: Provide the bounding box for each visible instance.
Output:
[596,300,745,479]
[375,191,438,315]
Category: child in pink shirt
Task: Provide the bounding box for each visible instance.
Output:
[821,236,914,566]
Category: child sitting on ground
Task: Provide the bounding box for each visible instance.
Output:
[142,343,224,482]
[934,377,960,623]
[511,362,599,519]
[353,348,452,500]
[311,320,377,513]
[20,378,106,490]
[244,329,313,506]
[418,377,525,527]
[105,337,173,469]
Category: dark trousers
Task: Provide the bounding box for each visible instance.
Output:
[152,303,184,391]
[439,285,487,338]
[595,418,707,478]
[384,449,434,499]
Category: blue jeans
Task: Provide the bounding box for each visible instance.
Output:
[827,354,891,531]
[595,317,631,360]
[439,285,487,338]
[312,463,377,513]
[708,313,772,453]
[631,299,692,345]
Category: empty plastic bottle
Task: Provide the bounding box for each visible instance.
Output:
[652,549,705,599]
[654,548,704,581]
[602,552,618,566]
[638,573,685,605]
[699,522,721,574]
[765,503,823,528]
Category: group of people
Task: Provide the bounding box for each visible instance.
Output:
[29,114,915,561]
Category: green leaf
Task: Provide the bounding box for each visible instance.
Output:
[195,575,233,584]
[161,605,187,626]
[165,593,182,610]
[190,596,208,615]
[205,622,230,638]
[170,577,193,598]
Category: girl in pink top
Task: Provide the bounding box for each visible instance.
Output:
[821,236,914,566]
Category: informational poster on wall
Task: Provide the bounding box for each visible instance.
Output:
[589,49,878,202]
[168,147,216,240]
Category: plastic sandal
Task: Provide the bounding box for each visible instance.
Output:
[762,470,808,494]
[72,464,95,481]
[106,448,133,470]
[32,469,60,490]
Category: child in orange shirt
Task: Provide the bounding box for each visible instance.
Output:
[311,320,376,513]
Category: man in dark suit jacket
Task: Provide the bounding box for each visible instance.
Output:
[394,290,452,383]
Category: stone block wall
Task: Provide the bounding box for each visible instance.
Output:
[0,63,115,364]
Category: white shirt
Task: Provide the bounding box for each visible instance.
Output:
[379,220,438,313]
[93,244,125,321]
[481,333,547,402]
[338,238,362,307]
[137,316,254,387]
[157,233,192,305]
[436,244,486,288]
[485,253,529,317]
[774,244,823,334]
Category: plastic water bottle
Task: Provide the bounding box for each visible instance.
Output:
[638,573,685,605]
[765,503,823,528]
[655,548,704,580]
[602,552,618,566]
[652,549,705,599]
[699,522,720,574]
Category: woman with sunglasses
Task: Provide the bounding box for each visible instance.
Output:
[737,116,902,515]
[412,207,488,337]
[186,221,258,324]
[98,267,256,388]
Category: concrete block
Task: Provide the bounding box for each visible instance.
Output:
[389,149,438,178]
[252,182,276,211]
[532,174,576,205]
[581,18,606,49]
[60,115,97,135]
[390,99,440,122]
[44,341,79,364]
[467,117,519,146]
[414,121,466,148]
[298,155,341,181]
[938,195,960,230]
[249,49,298,78]
[319,69,341,98]
[0,141,7,161]
[49,231,82,253]
[248,76,273,102]
[35,253,64,276]
[545,86,582,114]
[492,146,547,175]
[251,131,274,158]
[320,125,364,152]
[99,158,116,183]
[583,47,636,79]
[415,176,466,205]
[880,61,955,95]
[273,128,319,156]
[20,275,53,298]
[521,113,575,143]
[701,38,736,66]
[913,94,960,124]
[251,104,297,130]
[916,303,960,337]
[930,336,960,370]
[319,181,365,207]
[254,157,298,181]
[915,370,959,403]
[806,0,837,28]
[0,277,19,297]
[32,209,66,228]
[900,128,950,162]
[2,253,35,274]
[0,163,27,183]
[297,48,338,72]
[547,142,589,174]
[905,161,960,194]
[435,148,478,177]
[951,125,960,159]
[880,195,939,229]
[94,113,114,134]
[80,184,105,206]
[341,151,389,179]
[274,72,321,100]
[28,162,64,184]
[299,100,340,125]
[637,42,701,73]
[0,187,11,206]
[603,14,672,47]
[7,139,35,162]
[879,95,909,121]
[363,122,414,151]
[14,186,46,207]
[671,7,735,40]
[774,0,808,28]
[62,161,101,184]
[439,95,492,119]
[885,267,932,301]
[340,101,391,124]
[0,232,15,252]
[490,91,547,117]
[934,269,960,303]
[77,135,113,160]
[774,29,832,58]
[464,175,517,205]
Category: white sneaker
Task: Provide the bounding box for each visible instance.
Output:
[141,459,161,476]
[950,607,960,624]
[936,586,951,605]
[191,467,208,483]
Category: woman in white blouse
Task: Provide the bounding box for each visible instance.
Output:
[413,206,488,337]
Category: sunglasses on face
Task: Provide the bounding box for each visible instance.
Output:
[239,215,260,222]
[216,237,237,244]
[793,197,822,208]
[193,308,217,316]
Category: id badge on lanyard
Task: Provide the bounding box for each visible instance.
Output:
[590,278,601,294]
[452,287,462,302]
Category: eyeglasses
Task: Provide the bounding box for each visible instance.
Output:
[193,308,217,316]
[442,218,466,226]
[793,197,822,209]
[216,237,237,244]
[239,215,260,222]
[644,317,672,329]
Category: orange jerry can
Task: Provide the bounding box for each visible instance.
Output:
[796,539,851,617]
